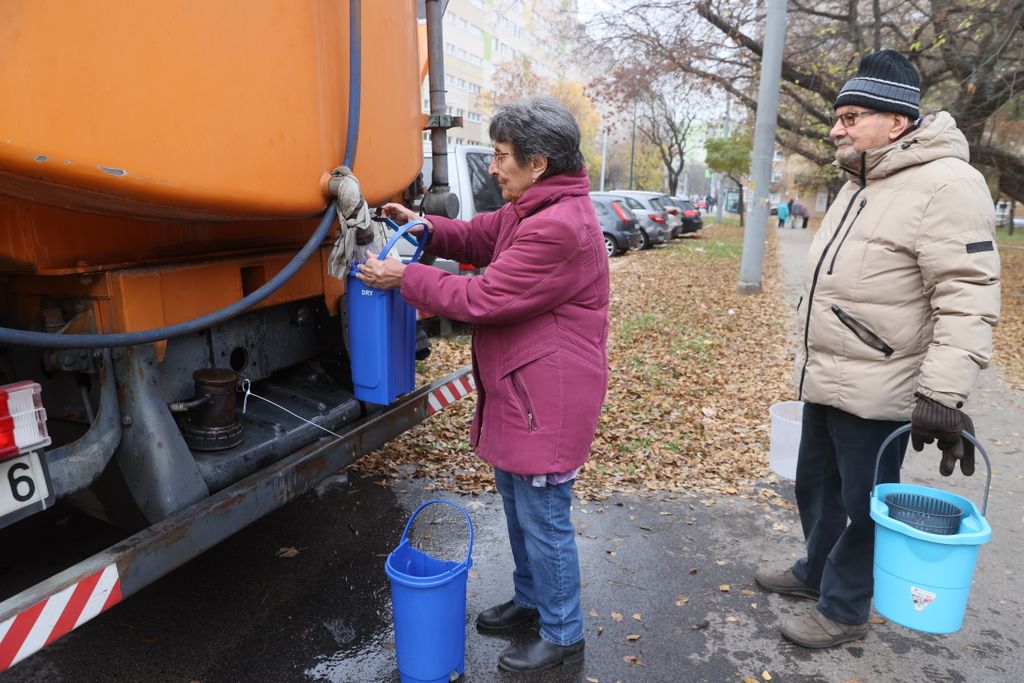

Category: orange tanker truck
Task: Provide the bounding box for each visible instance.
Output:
[0,1,473,671]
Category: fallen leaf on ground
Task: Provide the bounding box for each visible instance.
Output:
[611,612,623,621]
[626,634,640,641]
[632,613,642,621]
[352,227,796,500]
[623,655,644,666]
[675,596,690,606]
[868,615,886,625]
[276,547,300,558]
[720,584,731,592]
[762,672,773,681]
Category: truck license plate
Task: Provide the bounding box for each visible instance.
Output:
[0,452,54,526]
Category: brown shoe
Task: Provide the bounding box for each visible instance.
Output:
[781,607,868,648]
[754,565,820,600]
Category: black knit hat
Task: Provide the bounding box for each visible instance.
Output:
[834,50,920,119]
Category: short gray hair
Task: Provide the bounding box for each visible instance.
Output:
[489,96,584,179]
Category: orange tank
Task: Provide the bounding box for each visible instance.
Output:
[0,0,424,276]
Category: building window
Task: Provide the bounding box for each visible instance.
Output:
[773,150,785,161]
[771,171,783,182]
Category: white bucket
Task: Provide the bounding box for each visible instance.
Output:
[768,401,804,480]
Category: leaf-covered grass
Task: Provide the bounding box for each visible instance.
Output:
[352,225,795,499]
[994,234,1024,390]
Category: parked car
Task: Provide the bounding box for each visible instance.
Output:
[669,197,704,234]
[589,192,642,256]
[605,190,672,248]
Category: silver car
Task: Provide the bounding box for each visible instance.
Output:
[605,190,673,248]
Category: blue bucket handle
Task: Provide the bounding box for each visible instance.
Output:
[398,499,474,569]
[872,424,992,515]
[379,216,431,264]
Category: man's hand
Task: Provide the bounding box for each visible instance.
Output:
[356,251,406,291]
[911,393,976,476]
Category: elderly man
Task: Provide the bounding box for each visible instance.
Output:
[756,49,1000,648]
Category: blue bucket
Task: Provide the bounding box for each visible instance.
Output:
[870,425,992,633]
[346,219,430,405]
[385,500,474,683]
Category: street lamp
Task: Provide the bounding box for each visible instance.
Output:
[628,99,637,190]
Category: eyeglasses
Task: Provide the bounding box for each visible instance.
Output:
[491,151,512,165]
[828,111,880,129]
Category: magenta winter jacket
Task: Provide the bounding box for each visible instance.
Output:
[400,168,610,475]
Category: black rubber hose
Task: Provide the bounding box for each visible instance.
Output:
[0,0,362,350]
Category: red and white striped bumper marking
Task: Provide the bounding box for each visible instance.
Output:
[426,374,475,415]
[0,563,122,672]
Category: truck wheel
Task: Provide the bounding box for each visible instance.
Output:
[603,234,617,257]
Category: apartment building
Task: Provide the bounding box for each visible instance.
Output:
[423,0,578,150]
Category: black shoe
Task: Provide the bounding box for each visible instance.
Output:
[498,635,584,672]
[476,600,539,632]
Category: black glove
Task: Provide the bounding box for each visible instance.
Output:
[911,393,975,476]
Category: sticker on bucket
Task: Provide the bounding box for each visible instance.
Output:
[911,586,936,612]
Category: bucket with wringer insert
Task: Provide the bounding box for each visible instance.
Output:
[869,424,993,633]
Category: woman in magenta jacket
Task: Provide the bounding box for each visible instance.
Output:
[358,96,609,673]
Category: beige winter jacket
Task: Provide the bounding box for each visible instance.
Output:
[796,112,1000,421]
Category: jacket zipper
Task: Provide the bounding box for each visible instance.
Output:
[826,198,867,274]
[798,185,866,398]
[831,305,895,357]
[510,371,539,431]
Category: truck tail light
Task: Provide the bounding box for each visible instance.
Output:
[0,381,51,460]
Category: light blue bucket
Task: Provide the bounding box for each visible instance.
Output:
[385,500,474,683]
[870,424,992,634]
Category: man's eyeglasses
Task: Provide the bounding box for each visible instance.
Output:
[491,151,512,165]
[828,111,880,129]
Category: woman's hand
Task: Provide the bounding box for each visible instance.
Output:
[380,202,432,237]
[356,251,406,290]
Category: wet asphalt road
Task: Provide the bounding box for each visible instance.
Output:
[2,227,1023,682]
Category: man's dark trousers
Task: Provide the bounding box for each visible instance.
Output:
[791,402,908,625]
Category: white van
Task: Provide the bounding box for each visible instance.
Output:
[397,144,504,271]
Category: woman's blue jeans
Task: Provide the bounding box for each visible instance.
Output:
[493,468,584,646]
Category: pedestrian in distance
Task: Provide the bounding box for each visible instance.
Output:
[755,49,1001,649]
[776,200,789,229]
[791,198,809,229]
[359,95,609,673]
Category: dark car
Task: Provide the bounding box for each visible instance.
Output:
[589,192,642,256]
[669,197,704,234]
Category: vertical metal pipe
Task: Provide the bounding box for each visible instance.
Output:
[738,0,787,294]
[425,0,450,190]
